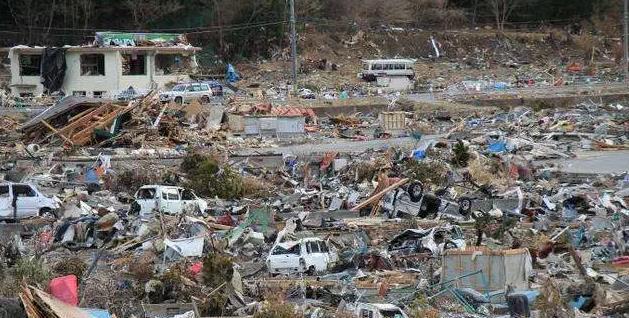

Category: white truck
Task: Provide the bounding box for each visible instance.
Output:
[352,303,409,318]
[130,185,208,218]
[266,237,338,275]
[0,183,59,219]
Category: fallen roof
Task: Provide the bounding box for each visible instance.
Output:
[21,96,109,131]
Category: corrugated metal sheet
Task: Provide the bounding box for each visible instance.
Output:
[242,116,305,137]
[441,247,532,293]
[380,112,406,132]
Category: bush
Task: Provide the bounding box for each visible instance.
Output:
[182,153,244,199]
[451,140,470,168]
[202,253,233,289]
[0,257,52,297]
[403,160,449,187]
[253,299,297,318]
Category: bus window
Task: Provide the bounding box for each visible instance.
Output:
[373,64,382,70]
[363,63,370,70]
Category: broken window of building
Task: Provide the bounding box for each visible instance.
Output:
[80,54,105,76]
[122,53,146,75]
[155,54,191,75]
[93,91,105,98]
[19,54,41,76]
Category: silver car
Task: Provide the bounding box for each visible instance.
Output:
[159,83,212,104]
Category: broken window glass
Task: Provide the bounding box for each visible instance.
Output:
[12,185,36,197]
[19,54,41,76]
[271,244,300,255]
[181,189,195,200]
[155,54,191,75]
[0,185,9,197]
[137,188,156,199]
[80,54,105,76]
[122,53,146,75]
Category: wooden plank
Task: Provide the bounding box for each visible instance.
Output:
[67,107,97,123]
[351,178,409,212]
[55,103,113,136]
[40,120,74,145]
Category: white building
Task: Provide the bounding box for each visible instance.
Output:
[3,33,200,98]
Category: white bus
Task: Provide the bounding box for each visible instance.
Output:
[359,59,415,81]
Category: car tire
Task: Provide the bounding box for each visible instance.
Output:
[39,208,58,218]
[407,181,424,202]
[200,95,210,104]
[174,97,183,105]
[306,266,316,276]
[458,197,473,216]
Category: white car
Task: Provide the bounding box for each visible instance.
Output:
[0,183,59,219]
[266,237,337,275]
[159,83,213,104]
[352,303,408,318]
[130,185,208,218]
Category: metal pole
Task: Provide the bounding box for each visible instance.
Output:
[624,0,628,83]
[289,0,297,87]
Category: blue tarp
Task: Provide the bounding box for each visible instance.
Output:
[84,308,111,318]
[487,141,507,153]
[411,149,426,160]
[85,168,99,184]
[226,64,240,83]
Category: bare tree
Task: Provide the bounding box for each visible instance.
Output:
[487,0,520,32]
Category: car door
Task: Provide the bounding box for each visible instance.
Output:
[160,188,182,214]
[180,188,198,213]
[304,240,327,271]
[183,85,195,102]
[13,184,40,217]
[268,243,301,271]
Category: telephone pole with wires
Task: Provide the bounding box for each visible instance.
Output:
[624,0,628,83]
[289,0,297,87]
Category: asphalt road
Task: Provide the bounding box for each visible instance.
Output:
[551,150,629,174]
[233,134,442,156]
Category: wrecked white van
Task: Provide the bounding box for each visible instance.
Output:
[130,185,208,217]
[351,303,409,318]
[0,183,59,219]
[266,237,338,275]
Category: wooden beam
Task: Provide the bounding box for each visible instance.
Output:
[40,120,74,145]
[351,178,409,212]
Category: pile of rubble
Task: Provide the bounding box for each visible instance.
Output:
[0,90,628,318]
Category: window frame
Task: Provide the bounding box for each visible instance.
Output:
[80,54,105,76]
[12,184,36,197]
[19,54,42,76]
[121,53,147,76]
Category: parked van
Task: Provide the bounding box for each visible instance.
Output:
[359,59,415,82]
[266,237,338,275]
[0,183,59,219]
[130,185,208,217]
[352,303,409,318]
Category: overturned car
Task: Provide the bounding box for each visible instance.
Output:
[387,225,466,257]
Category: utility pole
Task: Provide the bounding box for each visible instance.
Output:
[625,0,628,83]
[289,0,297,87]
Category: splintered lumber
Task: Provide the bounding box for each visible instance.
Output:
[40,120,74,145]
[351,178,409,212]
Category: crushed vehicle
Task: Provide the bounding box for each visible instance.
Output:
[0,182,59,219]
[266,237,338,275]
[350,303,409,318]
[130,185,208,217]
[387,225,466,257]
[382,181,473,219]
[159,82,214,104]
